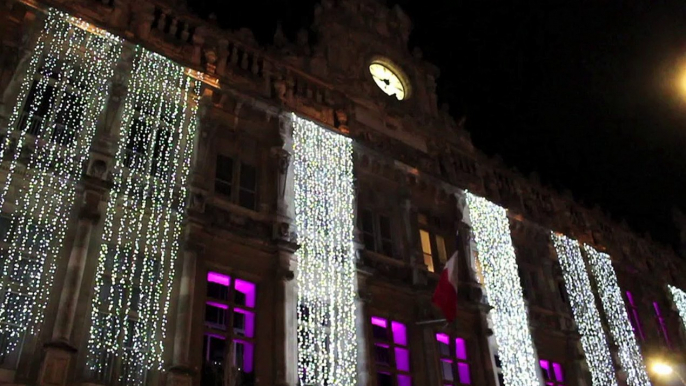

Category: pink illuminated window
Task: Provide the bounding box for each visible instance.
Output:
[370,316,411,386]
[436,333,471,385]
[625,291,645,341]
[653,301,672,349]
[202,271,257,386]
[539,359,565,386]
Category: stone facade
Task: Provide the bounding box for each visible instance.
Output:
[0,0,684,385]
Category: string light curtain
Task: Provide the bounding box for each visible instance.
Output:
[550,233,618,386]
[667,285,686,335]
[583,245,652,386]
[292,114,358,386]
[465,192,540,386]
[86,47,200,384]
[0,9,121,356]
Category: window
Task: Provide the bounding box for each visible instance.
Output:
[653,301,671,349]
[202,271,256,386]
[215,155,258,211]
[360,209,394,257]
[89,246,159,383]
[436,333,471,385]
[123,103,178,178]
[625,291,645,341]
[370,317,411,386]
[16,61,87,148]
[539,360,565,386]
[418,214,449,272]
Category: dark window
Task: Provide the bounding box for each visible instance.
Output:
[215,155,233,198]
[214,155,259,210]
[238,163,257,210]
[371,317,411,386]
[359,209,395,258]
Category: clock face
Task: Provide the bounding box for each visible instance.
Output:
[369,63,406,100]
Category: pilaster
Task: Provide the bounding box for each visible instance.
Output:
[38,189,102,386]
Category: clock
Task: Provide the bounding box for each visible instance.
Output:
[369,61,407,100]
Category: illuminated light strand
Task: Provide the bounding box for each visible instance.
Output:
[667,285,686,334]
[550,233,618,386]
[464,192,540,386]
[0,9,121,355]
[583,244,652,386]
[87,47,200,384]
[292,114,358,386]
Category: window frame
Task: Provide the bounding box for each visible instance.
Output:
[435,332,472,385]
[418,213,450,273]
[201,271,257,386]
[370,316,411,386]
[539,359,565,386]
[214,154,258,211]
[359,209,395,258]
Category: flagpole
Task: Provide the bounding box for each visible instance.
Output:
[415,319,447,325]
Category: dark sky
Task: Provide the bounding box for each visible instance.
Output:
[193,0,686,247]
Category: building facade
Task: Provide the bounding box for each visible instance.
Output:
[0,0,685,386]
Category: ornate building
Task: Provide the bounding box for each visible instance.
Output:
[0,0,685,386]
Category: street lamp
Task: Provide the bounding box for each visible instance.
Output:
[650,359,686,385]
[652,362,674,376]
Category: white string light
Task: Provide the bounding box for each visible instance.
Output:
[465,192,540,386]
[667,285,686,334]
[0,9,120,355]
[292,114,358,386]
[583,244,652,386]
[87,47,200,384]
[550,233,618,386]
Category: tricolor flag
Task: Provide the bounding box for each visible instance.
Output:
[432,250,459,322]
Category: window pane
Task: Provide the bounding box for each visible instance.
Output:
[215,181,232,198]
[0,215,12,242]
[457,362,471,384]
[374,344,391,366]
[419,229,432,255]
[235,279,256,308]
[234,309,255,338]
[552,363,564,382]
[397,374,411,386]
[239,163,257,191]
[441,360,454,381]
[436,235,448,264]
[377,372,393,386]
[391,321,407,346]
[455,338,467,360]
[233,340,254,373]
[202,334,226,386]
[207,272,230,300]
[205,302,227,329]
[395,347,410,371]
[216,155,234,182]
[436,333,450,356]
[424,252,434,273]
[372,325,389,341]
[379,215,392,239]
[238,163,257,209]
[238,190,256,210]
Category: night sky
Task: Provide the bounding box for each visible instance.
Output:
[193,0,686,247]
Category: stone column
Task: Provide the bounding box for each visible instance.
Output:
[39,190,101,386]
[273,250,298,386]
[167,243,200,386]
[273,112,298,386]
[51,215,96,342]
[355,278,371,386]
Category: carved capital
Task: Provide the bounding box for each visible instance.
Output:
[271,147,291,175]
